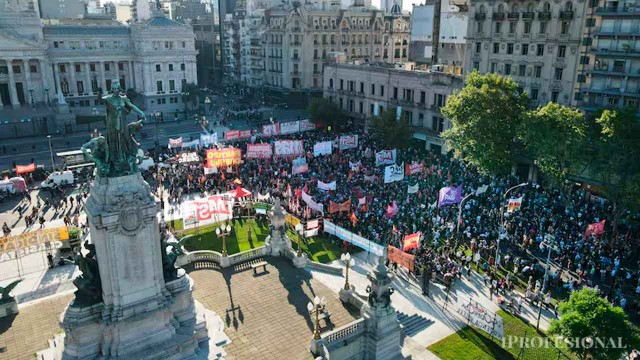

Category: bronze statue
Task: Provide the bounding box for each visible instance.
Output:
[0,279,21,304]
[70,241,102,307]
[81,136,109,177]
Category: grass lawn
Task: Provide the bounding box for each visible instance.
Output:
[286,229,346,264]
[178,218,268,255]
[428,310,575,360]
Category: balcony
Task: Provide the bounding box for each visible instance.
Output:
[559,11,574,20]
[538,11,551,20]
[474,13,486,20]
[595,5,640,16]
[522,12,535,20]
[589,48,640,58]
[507,12,520,20]
[592,27,640,37]
[492,12,505,21]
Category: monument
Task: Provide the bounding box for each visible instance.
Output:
[41,82,221,359]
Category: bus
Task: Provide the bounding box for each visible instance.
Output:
[56,150,94,171]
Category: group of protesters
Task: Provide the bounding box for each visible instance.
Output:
[141,126,639,314]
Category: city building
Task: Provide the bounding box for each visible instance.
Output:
[575,0,640,115]
[410,0,468,68]
[323,61,463,153]
[0,3,198,136]
[225,2,411,91]
[131,0,153,22]
[38,0,86,19]
[465,0,586,107]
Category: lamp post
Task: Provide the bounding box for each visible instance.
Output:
[307,296,327,340]
[295,223,304,257]
[216,223,232,256]
[204,96,211,114]
[154,111,161,147]
[47,135,55,171]
[44,87,50,107]
[495,182,528,270]
[28,89,34,108]
[536,234,556,331]
[341,252,355,291]
[455,192,475,250]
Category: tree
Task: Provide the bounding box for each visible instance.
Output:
[307,98,348,131]
[441,71,529,174]
[370,108,413,149]
[549,288,639,360]
[181,83,202,111]
[520,103,587,185]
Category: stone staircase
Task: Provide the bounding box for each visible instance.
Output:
[396,311,434,337]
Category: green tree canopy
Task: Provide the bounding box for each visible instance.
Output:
[307,98,348,131]
[520,103,587,185]
[370,108,413,149]
[549,288,639,360]
[441,71,529,174]
[181,83,202,110]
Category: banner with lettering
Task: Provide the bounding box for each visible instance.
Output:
[206,147,242,168]
[438,185,463,207]
[339,135,358,150]
[403,232,421,251]
[349,160,362,172]
[313,141,333,157]
[200,133,218,147]
[292,164,309,175]
[407,183,419,194]
[180,194,235,230]
[507,197,523,213]
[262,123,280,137]
[301,191,324,213]
[318,180,337,191]
[299,119,316,132]
[1,227,70,262]
[177,152,200,164]
[274,140,304,156]
[329,199,351,214]
[15,163,36,175]
[323,220,384,256]
[292,157,306,167]
[405,161,425,176]
[388,245,415,272]
[584,220,606,237]
[280,120,300,134]
[168,137,183,148]
[246,143,272,159]
[181,139,201,148]
[384,163,405,183]
[375,149,397,166]
[225,130,252,141]
[285,213,301,228]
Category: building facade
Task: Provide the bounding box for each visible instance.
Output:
[323,62,463,153]
[575,0,640,114]
[465,0,586,106]
[0,2,198,134]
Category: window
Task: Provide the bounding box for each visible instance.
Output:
[169,64,174,71]
[156,64,161,72]
[393,87,398,99]
[561,22,569,35]
[493,43,499,54]
[504,64,511,75]
[118,62,124,71]
[434,94,446,107]
[156,80,163,92]
[551,91,559,103]
[495,22,501,33]
[431,116,444,133]
[329,79,334,88]
[522,44,529,55]
[380,85,384,97]
[420,91,426,104]
[181,41,186,48]
[371,84,375,95]
[509,22,516,34]
[104,63,110,71]
[360,82,364,93]
[490,62,497,73]
[340,79,344,89]
[91,79,98,92]
[169,80,175,91]
[531,89,539,100]
[534,66,542,78]
[518,65,526,76]
[10,65,20,74]
[554,68,563,80]
[359,101,363,113]
[539,21,547,34]
[181,63,185,71]
[476,21,483,33]
[475,42,482,53]
[558,45,566,58]
[507,43,514,54]
[59,64,66,73]
[537,44,544,56]
[524,22,531,34]
[90,63,96,71]
[30,65,37,73]
[105,79,111,89]
[586,18,596,27]
[473,61,480,70]
[75,64,81,72]
[77,81,84,94]
[580,56,590,65]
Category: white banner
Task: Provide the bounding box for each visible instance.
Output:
[456,294,504,340]
[375,149,397,166]
[262,123,280,137]
[280,120,300,134]
[299,119,316,132]
[301,191,324,213]
[181,139,200,148]
[274,140,304,156]
[384,163,405,183]
[349,160,362,172]
[323,220,384,256]
[204,166,217,175]
[169,137,183,148]
[476,184,489,196]
[313,141,333,157]
[339,135,358,150]
[181,194,235,230]
[318,180,337,191]
[292,164,309,175]
[200,133,218,147]
[256,192,271,201]
[408,183,419,194]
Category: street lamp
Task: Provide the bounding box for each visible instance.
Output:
[455,191,475,250]
[216,223,232,256]
[495,182,528,270]
[306,296,327,340]
[44,87,50,107]
[536,234,556,331]
[295,223,304,257]
[204,96,211,114]
[47,135,55,172]
[341,252,355,291]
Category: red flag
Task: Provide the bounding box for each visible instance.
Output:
[303,183,309,194]
[403,232,421,251]
[16,163,35,174]
[584,220,606,237]
[350,212,358,226]
[295,188,302,198]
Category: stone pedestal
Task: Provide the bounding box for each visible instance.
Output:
[219,256,231,268]
[339,287,354,304]
[293,254,307,268]
[0,299,18,318]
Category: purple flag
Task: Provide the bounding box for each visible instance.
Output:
[438,185,463,207]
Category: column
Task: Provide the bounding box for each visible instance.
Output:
[114,61,120,87]
[6,59,20,108]
[69,62,77,96]
[99,61,107,92]
[53,62,61,95]
[128,61,135,89]
[42,59,54,105]
[85,62,92,95]
[143,62,152,95]
[22,59,32,104]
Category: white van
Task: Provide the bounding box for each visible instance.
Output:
[41,171,75,188]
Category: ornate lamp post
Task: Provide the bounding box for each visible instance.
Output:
[295,223,304,257]
[341,252,355,291]
[495,182,528,270]
[216,223,232,256]
[307,296,327,340]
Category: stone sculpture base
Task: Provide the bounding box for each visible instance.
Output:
[0,299,18,318]
[361,302,404,360]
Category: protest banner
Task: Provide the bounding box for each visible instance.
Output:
[15,163,36,175]
[318,180,337,191]
[1,227,70,262]
[403,232,421,251]
[292,157,306,167]
[181,139,200,148]
[386,201,398,218]
[254,202,272,215]
[405,161,425,176]
[285,213,301,228]
[181,195,234,230]
[384,163,405,183]
[456,294,504,340]
[206,147,242,168]
[239,130,252,139]
[349,161,362,172]
[246,143,272,159]
[339,135,358,150]
[262,123,280,137]
[204,166,217,175]
[280,120,300,134]
[507,197,523,213]
[177,152,200,164]
[388,245,415,272]
[307,219,320,230]
[407,183,419,194]
[375,149,397,166]
[200,133,218,147]
[475,184,489,195]
[168,137,183,148]
[292,164,309,175]
[274,140,304,156]
[439,185,463,207]
[364,174,378,182]
[584,220,606,237]
[329,199,351,214]
[313,141,333,157]
[323,220,384,256]
[299,119,316,131]
[302,191,324,213]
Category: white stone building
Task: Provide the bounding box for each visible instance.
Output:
[323,61,463,153]
[465,0,586,106]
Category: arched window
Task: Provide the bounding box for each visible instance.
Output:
[511,4,518,12]
[314,49,318,58]
[329,78,334,88]
[543,2,551,11]
[527,4,534,12]
[565,1,573,11]
[497,4,504,13]
[479,5,486,13]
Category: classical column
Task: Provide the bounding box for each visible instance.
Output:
[69,62,78,96]
[99,61,107,92]
[42,59,54,105]
[22,59,32,104]
[128,61,135,89]
[6,59,20,108]
[53,62,61,95]
[143,62,152,95]
[85,62,92,95]
[114,61,120,87]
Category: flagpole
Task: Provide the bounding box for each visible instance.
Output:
[495,182,528,272]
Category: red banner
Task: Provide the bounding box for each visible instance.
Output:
[403,232,421,251]
[206,148,242,168]
[262,123,280,137]
[584,220,606,237]
[405,161,425,176]
[15,163,36,174]
[329,199,351,214]
[388,245,415,272]
[246,144,272,159]
[224,130,252,141]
